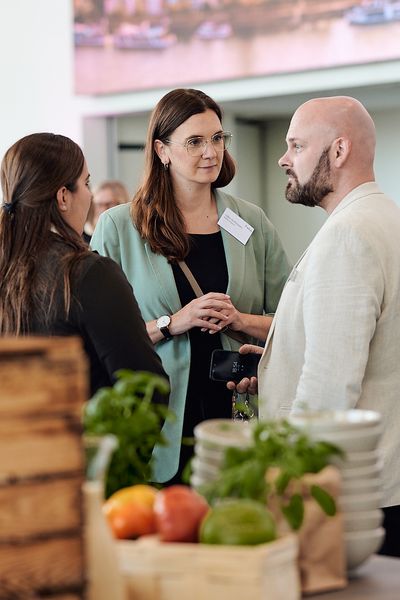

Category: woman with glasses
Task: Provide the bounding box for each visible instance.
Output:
[91,88,291,483]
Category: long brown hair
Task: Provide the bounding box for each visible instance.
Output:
[132,88,236,262]
[0,132,89,334]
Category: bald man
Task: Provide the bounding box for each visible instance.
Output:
[231,96,400,556]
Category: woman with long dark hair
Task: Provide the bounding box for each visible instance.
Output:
[91,89,291,482]
[0,132,168,397]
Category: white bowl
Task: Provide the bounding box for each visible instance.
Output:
[195,442,225,464]
[309,423,383,452]
[341,476,381,496]
[190,472,213,489]
[340,491,382,512]
[331,448,382,469]
[194,418,253,449]
[289,409,381,433]
[340,460,383,480]
[191,456,220,479]
[345,527,385,571]
[343,509,384,532]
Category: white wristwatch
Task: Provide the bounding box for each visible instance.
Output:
[156,315,172,340]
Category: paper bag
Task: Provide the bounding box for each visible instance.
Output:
[266,465,347,595]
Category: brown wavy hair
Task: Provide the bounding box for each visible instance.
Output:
[0,132,89,334]
[131,88,236,262]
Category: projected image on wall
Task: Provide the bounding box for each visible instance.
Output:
[74,0,400,95]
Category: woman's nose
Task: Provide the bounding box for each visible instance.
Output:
[202,140,217,158]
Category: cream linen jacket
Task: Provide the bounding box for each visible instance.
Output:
[258,182,400,507]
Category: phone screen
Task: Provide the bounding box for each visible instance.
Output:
[209,349,261,382]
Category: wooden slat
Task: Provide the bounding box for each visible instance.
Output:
[0,578,83,599]
[46,592,82,600]
[0,336,83,358]
[0,337,88,418]
[0,476,83,541]
[0,537,84,591]
[0,337,87,599]
[0,416,83,481]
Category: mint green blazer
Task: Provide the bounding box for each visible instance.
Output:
[91,190,291,482]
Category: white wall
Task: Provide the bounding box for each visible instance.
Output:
[0,0,82,159]
[0,0,161,181]
[373,108,400,202]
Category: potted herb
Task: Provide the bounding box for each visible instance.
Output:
[200,420,343,530]
[83,369,173,498]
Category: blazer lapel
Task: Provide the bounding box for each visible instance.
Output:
[264,242,311,351]
[145,244,182,314]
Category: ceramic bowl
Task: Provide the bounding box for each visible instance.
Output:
[345,527,385,571]
[289,409,382,433]
[309,423,383,453]
[341,476,381,496]
[194,443,225,466]
[343,509,384,532]
[190,472,212,489]
[331,448,382,469]
[191,456,220,479]
[340,460,383,480]
[194,418,252,449]
[339,490,382,512]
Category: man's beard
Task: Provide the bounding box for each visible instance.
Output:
[285,147,334,207]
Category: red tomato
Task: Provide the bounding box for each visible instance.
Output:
[154,485,209,543]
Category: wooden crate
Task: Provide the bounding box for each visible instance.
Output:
[0,337,89,600]
[117,534,300,600]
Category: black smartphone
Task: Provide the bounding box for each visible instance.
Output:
[209,349,261,382]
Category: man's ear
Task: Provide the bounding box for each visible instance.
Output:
[56,186,68,212]
[332,137,351,167]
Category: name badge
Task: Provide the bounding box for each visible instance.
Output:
[218,208,254,245]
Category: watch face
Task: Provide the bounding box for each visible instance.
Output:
[157,315,171,328]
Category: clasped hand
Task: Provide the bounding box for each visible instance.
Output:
[171,292,234,335]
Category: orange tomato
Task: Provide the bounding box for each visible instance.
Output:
[103,484,158,540]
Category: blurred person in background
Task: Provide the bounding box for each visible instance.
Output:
[0,133,168,402]
[91,88,291,484]
[83,179,130,243]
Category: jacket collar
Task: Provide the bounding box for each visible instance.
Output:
[329,181,381,218]
[144,190,246,313]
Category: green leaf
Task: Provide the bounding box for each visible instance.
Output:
[274,470,291,495]
[311,485,337,516]
[281,493,304,530]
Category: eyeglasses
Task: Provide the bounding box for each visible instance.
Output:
[164,131,232,157]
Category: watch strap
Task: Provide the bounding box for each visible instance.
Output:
[159,325,172,340]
